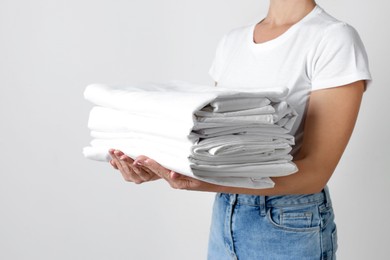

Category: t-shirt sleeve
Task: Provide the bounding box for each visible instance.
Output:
[311,23,372,91]
[209,34,228,83]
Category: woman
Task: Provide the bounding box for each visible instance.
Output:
[109,0,371,259]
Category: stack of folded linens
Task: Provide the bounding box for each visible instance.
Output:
[83,81,298,188]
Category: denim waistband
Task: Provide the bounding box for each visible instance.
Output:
[220,186,331,207]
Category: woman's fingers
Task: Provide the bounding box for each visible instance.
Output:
[116,155,144,184]
[109,150,213,191]
[120,154,155,182]
[108,149,160,183]
[139,165,161,181]
[109,149,121,170]
[109,149,142,183]
[133,155,162,181]
[109,159,119,169]
[139,158,205,190]
[140,158,169,178]
[139,158,193,188]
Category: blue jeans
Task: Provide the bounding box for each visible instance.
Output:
[207,187,337,260]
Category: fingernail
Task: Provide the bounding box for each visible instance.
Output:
[134,160,143,166]
[144,159,151,165]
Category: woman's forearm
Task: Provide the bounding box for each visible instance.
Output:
[202,157,331,196]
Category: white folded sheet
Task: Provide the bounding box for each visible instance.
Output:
[83,81,291,118]
[87,102,297,138]
[208,97,271,112]
[83,81,298,188]
[85,137,296,176]
[88,106,192,140]
[194,106,276,119]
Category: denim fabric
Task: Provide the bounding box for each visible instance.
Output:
[207,187,337,260]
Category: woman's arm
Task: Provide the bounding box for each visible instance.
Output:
[255,80,365,195]
[111,80,365,195]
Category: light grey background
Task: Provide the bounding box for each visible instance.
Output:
[0,0,388,259]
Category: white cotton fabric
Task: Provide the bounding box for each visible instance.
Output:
[208,5,372,156]
[83,81,298,188]
[83,81,290,117]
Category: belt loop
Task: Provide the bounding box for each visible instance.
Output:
[259,195,266,216]
[323,186,332,207]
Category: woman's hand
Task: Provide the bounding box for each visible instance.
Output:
[109,150,222,191]
[109,149,161,184]
[133,155,220,192]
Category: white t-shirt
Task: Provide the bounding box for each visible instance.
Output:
[209,5,372,155]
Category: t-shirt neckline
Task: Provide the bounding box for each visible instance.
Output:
[249,5,322,51]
